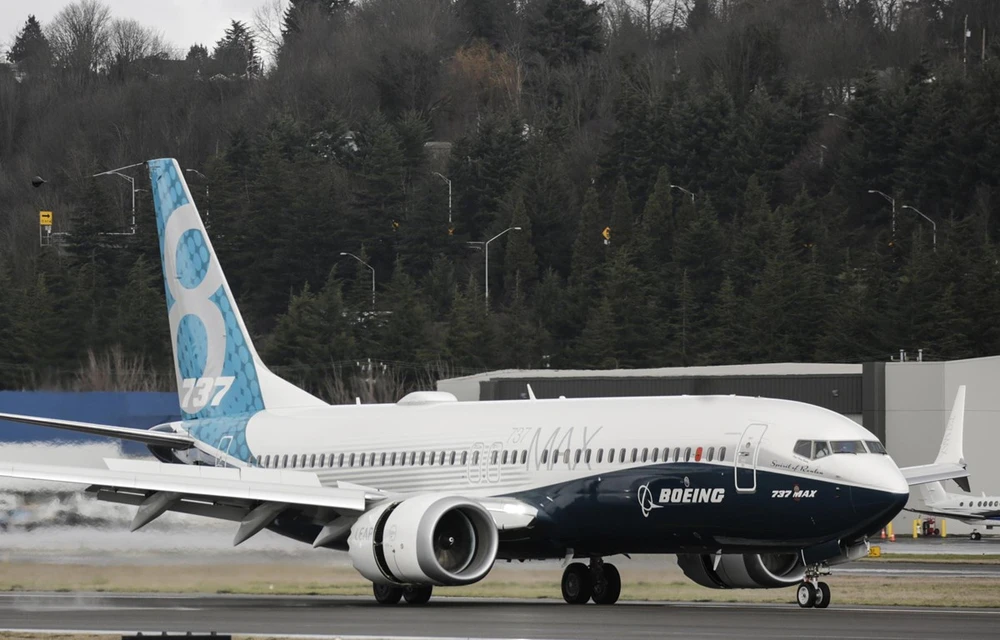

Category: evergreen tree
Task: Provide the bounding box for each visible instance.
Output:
[528,0,604,67]
[115,256,169,366]
[610,176,633,248]
[576,296,617,368]
[447,276,495,369]
[283,0,351,39]
[640,167,676,266]
[569,186,607,294]
[706,275,746,364]
[213,20,261,79]
[7,15,51,75]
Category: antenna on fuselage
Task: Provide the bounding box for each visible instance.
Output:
[526,384,537,401]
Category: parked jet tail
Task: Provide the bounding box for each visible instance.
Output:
[147,159,326,441]
[900,385,971,492]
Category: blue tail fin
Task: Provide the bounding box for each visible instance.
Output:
[147,159,326,431]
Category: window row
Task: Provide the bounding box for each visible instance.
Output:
[961,499,999,508]
[250,445,727,470]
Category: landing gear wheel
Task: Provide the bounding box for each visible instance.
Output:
[373,583,403,605]
[402,585,433,605]
[796,582,817,608]
[591,563,622,605]
[561,562,593,604]
[971,531,983,541]
[814,581,831,609]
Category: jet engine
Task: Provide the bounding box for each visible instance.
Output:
[348,494,499,586]
[677,552,805,589]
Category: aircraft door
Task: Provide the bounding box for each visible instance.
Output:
[734,423,767,493]
[216,435,233,467]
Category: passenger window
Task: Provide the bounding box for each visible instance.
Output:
[318,454,325,467]
[585,449,592,463]
[358,453,365,467]
[542,450,549,464]
[420,451,427,465]
[520,450,527,464]
[502,451,509,465]
[348,453,355,467]
[290,454,297,468]
[575,449,582,464]
[684,447,691,462]
[472,451,479,465]
[461,451,468,465]
[282,454,288,468]
[310,454,316,467]
[553,450,560,464]
[608,448,615,463]
[719,447,726,461]
[337,453,344,467]
[673,447,681,462]
[564,449,570,464]
[641,448,648,463]
[794,440,812,459]
[450,451,456,465]
[510,450,519,465]
[597,448,604,463]
[380,453,386,466]
[263,455,270,467]
[707,447,715,462]
[620,448,626,463]
[491,450,499,464]
[389,452,396,466]
[651,448,658,463]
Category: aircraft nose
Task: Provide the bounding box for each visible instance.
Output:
[850,465,910,531]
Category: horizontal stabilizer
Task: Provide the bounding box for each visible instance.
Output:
[0,412,194,449]
[902,463,971,492]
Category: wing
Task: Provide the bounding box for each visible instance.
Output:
[0,459,370,546]
[0,412,194,449]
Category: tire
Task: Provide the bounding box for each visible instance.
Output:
[561,562,593,604]
[972,532,982,541]
[373,583,403,605]
[814,582,831,609]
[402,585,433,605]
[592,563,622,605]
[796,582,817,608]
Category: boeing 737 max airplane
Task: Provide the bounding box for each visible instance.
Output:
[0,159,969,609]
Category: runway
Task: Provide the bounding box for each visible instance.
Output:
[2,593,998,639]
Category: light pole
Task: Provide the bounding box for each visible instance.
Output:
[669,184,695,204]
[340,252,375,309]
[185,168,210,223]
[431,171,452,228]
[93,166,141,234]
[827,112,855,124]
[901,205,937,251]
[867,189,896,241]
[484,226,522,305]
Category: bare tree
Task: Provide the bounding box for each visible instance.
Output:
[46,0,113,80]
[108,19,168,80]
[253,0,287,65]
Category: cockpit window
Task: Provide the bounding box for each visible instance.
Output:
[865,440,887,454]
[831,440,865,454]
[813,441,831,459]
[793,440,812,459]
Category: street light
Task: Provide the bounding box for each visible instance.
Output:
[340,252,375,309]
[93,162,144,234]
[901,205,937,251]
[484,226,522,305]
[827,112,855,124]
[669,184,695,204]
[185,168,210,223]
[431,171,452,228]
[867,189,896,240]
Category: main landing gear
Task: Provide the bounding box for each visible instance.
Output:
[970,529,983,541]
[796,566,831,609]
[561,557,622,605]
[372,583,433,605]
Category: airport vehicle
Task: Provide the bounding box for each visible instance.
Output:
[0,160,967,608]
[906,387,997,540]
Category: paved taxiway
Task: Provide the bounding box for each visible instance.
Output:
[2,593,998,639]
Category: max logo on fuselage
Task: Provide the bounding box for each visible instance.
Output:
[638,483,726,517]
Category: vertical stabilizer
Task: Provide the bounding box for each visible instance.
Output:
[147,159,327,426]
[935,386,965,466]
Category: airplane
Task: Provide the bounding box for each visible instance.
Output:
[906,386,997,540]
[0,159,969,609]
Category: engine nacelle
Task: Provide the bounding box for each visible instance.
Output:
[677,552,805,589]
[349,494,499,586]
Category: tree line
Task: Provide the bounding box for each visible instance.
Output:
[3,0,1000,395]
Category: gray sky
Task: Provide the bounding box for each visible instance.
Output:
[2,0,276,55]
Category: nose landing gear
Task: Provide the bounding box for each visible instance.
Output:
[796,565,831,609]
[560,557,622,605]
